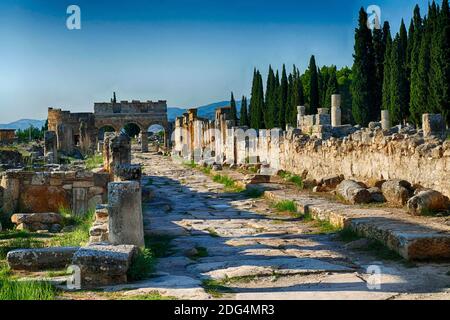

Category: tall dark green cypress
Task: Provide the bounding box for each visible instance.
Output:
[409,5,424,125]
[229,92,237,123]
[308,55,320,114]
[288,66,305,126]
[430,0,450,122]
[240,96,249,127]
[264,65,277,128]
[324,66,339,108]
[351,8,376,126]
[278,64,288,129]
[373,25,385,120]
[382,22,392,113]
[250,70,265,129]
[390,31,409,124]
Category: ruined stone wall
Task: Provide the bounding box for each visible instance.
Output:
[0,130,16,144]
[94,100,167,115]
[48,108,97,154]
[280,129,450,198]
[173,108,450,198]
[0,169,110,216]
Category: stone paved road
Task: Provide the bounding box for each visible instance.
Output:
[109,152,450,300]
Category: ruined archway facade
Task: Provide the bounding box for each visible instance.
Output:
[48,98,169,155]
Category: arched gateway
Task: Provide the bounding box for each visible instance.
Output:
[48,96,170,155]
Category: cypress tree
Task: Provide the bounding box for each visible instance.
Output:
[399,20,410,118]
[351,8,376,126]
[250,70,265,129]
[416,16,432,117]
[373,25,385,120]
[264,66,277,128]
[324,66,339,108]
[308,55,320,114]
[288,66,305,126]
[382,27,392,112]
[409,5,424,125]
[240,96,249,127]
[390,32,409,124]
[430,0,450,122]
[278,64,288,129]
[229,92,237,123]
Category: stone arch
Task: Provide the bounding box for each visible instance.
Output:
[98,125,116,141]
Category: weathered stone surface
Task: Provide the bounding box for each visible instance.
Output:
[71,244,137,287]
[367,187,385,203]
[422,114,446,138]
[113,164,142,182]
[108,181,144,247]
[381,179,412,206]
[19,185,71,213]
[319,175,344,191]
[407,190,450,216]
[7,247,79,271]
[11,212,62,225]
[336,180,371,204]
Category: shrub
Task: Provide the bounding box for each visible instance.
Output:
[274,200,297,213]
[127,248,155,281]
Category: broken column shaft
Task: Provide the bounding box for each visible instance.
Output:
[331,94,342,127]
[381,110,391,130]
[108,181,144,247]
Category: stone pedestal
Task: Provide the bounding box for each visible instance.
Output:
[422,114,445,138]
[381,110,391,130]
[108,181,144,247]
[141,131,148,152]
[44,131,58,164]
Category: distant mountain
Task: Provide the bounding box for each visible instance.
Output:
[168,100,242,121]
[0,119,46,131]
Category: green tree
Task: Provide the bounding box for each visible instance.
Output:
[337,67,353,124]
[229,92,237,123]
[278,64,289,129]
[372,25,385,120]
[430,0,450,123]
[351,8,376,126]
[409,5,424,125]
[389,31,409,124]
[324,66,339,108]
[308,55,320,114]
[264,65,278,128]
[239,96,249,126]
[250,69,265,129]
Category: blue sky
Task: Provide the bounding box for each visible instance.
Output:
[0,0,430,122]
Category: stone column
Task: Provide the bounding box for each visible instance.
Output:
[44,131,58,164]
[381,110,391,130]
[140,131,148,153]
[422,114,446,138]
[0,172,20,216]
[331,94,342,127]
[108,181,144,247]
[297,106,306,128]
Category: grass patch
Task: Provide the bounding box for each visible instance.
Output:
[144,235,174,258]
[0,263,56,300]
[338,228,362,243]
[201,167,211,175]
[183,161,198,169]
[301,212,341,234]
[84,154,103,170]
[212,174,244,192]
[127,248,155,281]
[121,292,176,300]
[273,200,298,213]
[202,279,233,298]
[364,240,402,261]
[49,208,95,247]
[278,171,304,189]
[0,238,44,259]
[205,227,219,238]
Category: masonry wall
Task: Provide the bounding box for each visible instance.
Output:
[0,169,110,216]
[174,112,450,198]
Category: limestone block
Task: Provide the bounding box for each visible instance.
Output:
[336,180,371,204]
[7,247,79,271]
[407,190,450,216]
[367,187,386,203]
[381,179,412,206]
[72,187,88,216]
[113,164,142,182]
[422,114,446,138]
[71,244,137,288]
[318,175,344,191]
[108,181,144,247]
[11,212,62,225]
